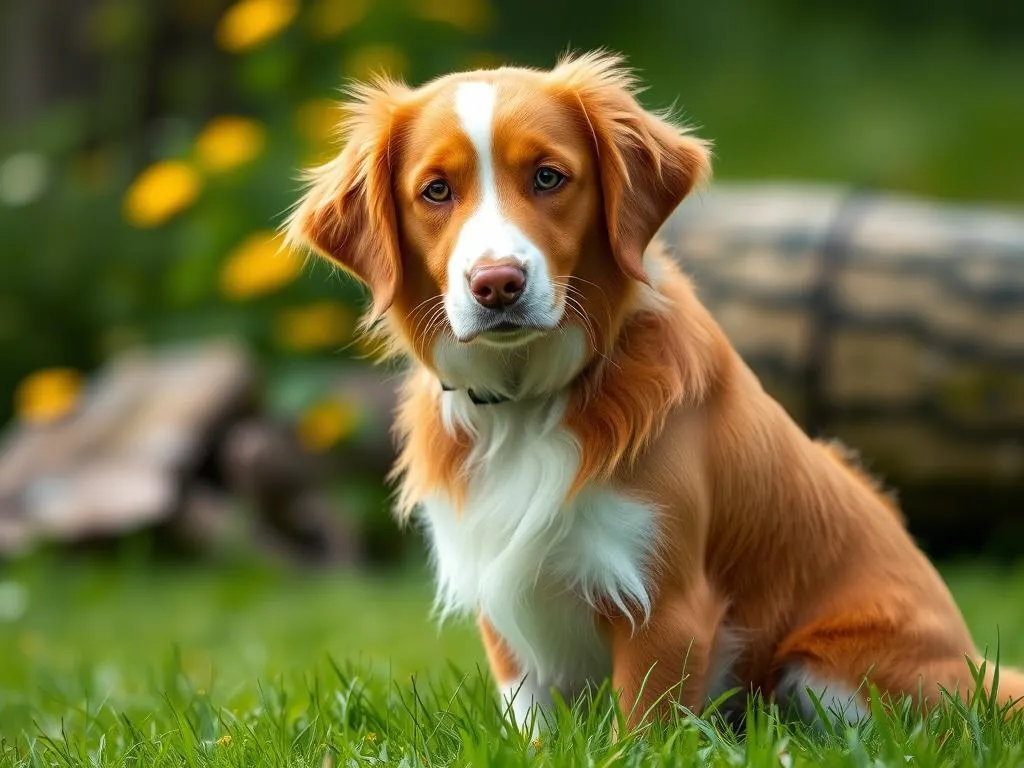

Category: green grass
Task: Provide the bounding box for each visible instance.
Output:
[1,556,1024,766]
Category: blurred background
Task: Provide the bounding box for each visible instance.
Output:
[1,0,1023,736]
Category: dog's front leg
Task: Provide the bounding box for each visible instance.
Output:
[608,581,727,728]
[478,616,552,733]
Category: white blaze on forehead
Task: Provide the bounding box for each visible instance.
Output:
[450,81,513,262]
[454,82,498,202]
[439,80,562,349]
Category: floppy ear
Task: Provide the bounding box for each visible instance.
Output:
[286,78,408,320]
[553,51,711,283]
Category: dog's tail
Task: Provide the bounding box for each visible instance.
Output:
[929,656,1024,717]
[990,665,1024,714]
[963,657,1024,715]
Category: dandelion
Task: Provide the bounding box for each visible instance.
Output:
[274,301,355,351]
[14,368,83,425]
[364,732,377,744]
[306,0,368,39]
[216,734,232,747]
[217,0,298,52]
[297,398,359,452]
[123,161,201,228]
[219,231,303,300]
[195,116,266,173]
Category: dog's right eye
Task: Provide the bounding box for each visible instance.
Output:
[422,180,452,203]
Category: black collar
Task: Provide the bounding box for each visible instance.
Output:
[440,382,511,405]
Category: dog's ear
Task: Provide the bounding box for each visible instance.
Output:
[286,78,409,320]
[552,51,711,283]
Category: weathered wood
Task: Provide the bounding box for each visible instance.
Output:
[217,418,363,566]
[0,339,367,562]
[0,341,255,552]
[220,418,321,501]
[662,183,1024,552]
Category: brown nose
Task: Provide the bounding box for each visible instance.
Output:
[469,264,526,308]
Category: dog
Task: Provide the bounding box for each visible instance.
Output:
[287,51,1024,729]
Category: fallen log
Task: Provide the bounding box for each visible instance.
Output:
[662,183,1024,554]
[0,341,362,563]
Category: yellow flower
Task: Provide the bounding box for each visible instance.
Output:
[411,0,493,33]
[297,399,359,452]
[216,734,232,747]
[195,116,266,173]
[364,732,377,744]
[306,0,368,39]
[342,44,407,80]
[123,161,201,228]
[275,301,355,351]
[217,0,298,52]
[15,368,83,425]
[220,231,303,300]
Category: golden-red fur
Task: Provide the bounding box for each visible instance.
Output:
[287,51,1024,724]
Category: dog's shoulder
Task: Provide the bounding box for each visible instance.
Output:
[816,438,904,522]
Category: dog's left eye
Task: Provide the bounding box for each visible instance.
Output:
[422,180,452,203]
[533,167,566,192]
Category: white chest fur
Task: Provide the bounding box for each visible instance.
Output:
[417,394,658,714]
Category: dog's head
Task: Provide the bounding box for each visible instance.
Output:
[287,51,709,398]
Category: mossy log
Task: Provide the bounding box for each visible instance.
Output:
[662,183,1024,555]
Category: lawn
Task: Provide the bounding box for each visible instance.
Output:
[2,554,1024,766]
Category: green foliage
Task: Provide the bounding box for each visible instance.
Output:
[1,0,1022,428]
[1,560,1024,766]
[10,668,1023,768]
[0,0,490,426]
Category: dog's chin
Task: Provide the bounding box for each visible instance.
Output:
[451,322,548,347]
[448,303,564,347]
[475,326,546,348]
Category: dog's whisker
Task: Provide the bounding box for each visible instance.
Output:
[553,275,610,304]
[420,304,450,341]
[408,293,444,318]
[553,277,618,339]
[562,296,600,354]
[412,297,448,341]
[407,296,444,327]
[409,307,442,343]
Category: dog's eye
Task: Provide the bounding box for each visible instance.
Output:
[422,180,452,203]
[533,167,566,193]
